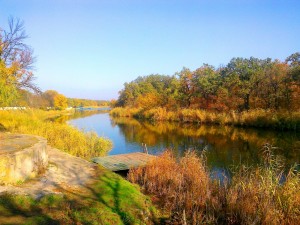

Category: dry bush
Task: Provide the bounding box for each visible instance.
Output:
[128,150,211,224]
[128,147,300,224]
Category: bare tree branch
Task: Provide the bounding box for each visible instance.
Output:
[0,17,39,93]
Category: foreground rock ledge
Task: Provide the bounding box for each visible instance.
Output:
[0,134,48,184]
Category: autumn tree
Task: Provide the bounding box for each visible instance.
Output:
[0,61,19,106]
[0,17,38,93]
[222,57,271,110]
[54,94,68,110]
[115,54,299,112]
[177,67,194,107]
[42,90,59,107]
[286,52,300,110]
[192,64,221,109]
[117,74,176,108]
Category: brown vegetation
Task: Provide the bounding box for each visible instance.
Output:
[128,149,300,224]
[110,107,300,130]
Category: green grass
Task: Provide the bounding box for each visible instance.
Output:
[0,169,158,225]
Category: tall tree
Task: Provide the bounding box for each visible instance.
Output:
[177,67,194,107]
[223,57,271,110]
[193,64,220,109]
[0,17,38,93]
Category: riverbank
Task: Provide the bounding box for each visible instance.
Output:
[110,107,300,131]
[0,146,157,224]
[0,109,159,224]
[0,109,112,159]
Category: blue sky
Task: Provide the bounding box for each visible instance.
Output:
[1,0,299,100]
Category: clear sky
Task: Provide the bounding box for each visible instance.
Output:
[1,0,299,100]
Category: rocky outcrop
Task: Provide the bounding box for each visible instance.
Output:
[0,134,48,184]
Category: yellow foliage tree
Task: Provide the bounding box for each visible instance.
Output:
[0,61,19,106]
[135,93,162,109]
[54,94,68,110]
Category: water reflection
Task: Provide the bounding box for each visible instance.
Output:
[67,112,300,170]
[111,117,300,169]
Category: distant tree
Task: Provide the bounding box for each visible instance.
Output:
[117,74,174,108]
[285,52,300,67]
[286,52,300,83]
[43,90,59,107]
[54,94,68,110]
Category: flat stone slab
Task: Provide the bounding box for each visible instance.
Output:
[0,146,97,198]
[0,134,48,184]
[0,133,37,154]
[92,152,156,171]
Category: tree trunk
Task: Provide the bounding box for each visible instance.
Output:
[244,94,250,111]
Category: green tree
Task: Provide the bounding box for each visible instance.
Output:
[193,64,220,109]
[223,57,271,110]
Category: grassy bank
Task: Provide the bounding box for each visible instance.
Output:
[0,170,158,225]
[0,109,159,224]
[110,107,300,130]
[128,149,300,225]
[0,109,112,159]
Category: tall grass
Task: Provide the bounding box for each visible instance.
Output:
[110,107,300,130]
[0,110,112,158]
[128,148,300,224]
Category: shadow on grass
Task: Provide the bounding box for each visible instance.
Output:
[0,168,156,225]
[0,194,59,225]
[86,172,135,225]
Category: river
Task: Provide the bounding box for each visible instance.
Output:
[66,110,300,172]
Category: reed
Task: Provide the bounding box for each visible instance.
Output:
[0,109,112,158]
[109,107,142,118]
[128,147,300,224]
[128,150,211,224]
[110,107,300,130]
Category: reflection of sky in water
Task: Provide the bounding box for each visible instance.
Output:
[68,112,300,172]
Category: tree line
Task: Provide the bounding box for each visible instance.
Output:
[3,88,110,109]
[116,54,300,112]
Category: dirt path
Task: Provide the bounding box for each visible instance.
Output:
[0,146,98,198]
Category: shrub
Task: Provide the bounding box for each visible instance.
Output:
[128,148,300,224]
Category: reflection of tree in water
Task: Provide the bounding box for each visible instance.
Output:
[111,116,300,169]
[54,110,110,123]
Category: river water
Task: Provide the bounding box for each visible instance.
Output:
[67,110,300,172]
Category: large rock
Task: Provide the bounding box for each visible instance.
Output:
[0,134,48,184]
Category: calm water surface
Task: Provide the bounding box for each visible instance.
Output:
[67,111,300,171]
